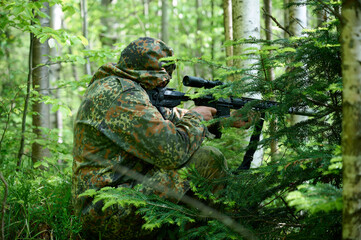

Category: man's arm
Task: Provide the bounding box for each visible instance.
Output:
[101,88,207,170]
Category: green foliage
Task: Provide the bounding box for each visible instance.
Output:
[180,220,240,240]
[80,186,148,210]
[287,183,342,214]
[81,185,196,232]
[1,171,82,239]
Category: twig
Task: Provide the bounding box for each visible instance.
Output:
[280,196,299,223]
[262,8,293,37]
[0,171,8,240]
[31,60,72,71]
[0,90,20,155]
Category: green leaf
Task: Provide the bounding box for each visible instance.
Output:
[33,161,48,168]
[39,34,49,44]
[33,161,42,168]
[13,6,25,16]
[77,35,89,46]
[102,200,118,211]
[59,105,72,116]
[277,47,297,53]
[51,104,60,112]
[79,189,98,198]
[37,10,50,19]
[48,38,56,48]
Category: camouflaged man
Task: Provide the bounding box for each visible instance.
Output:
[72,37,248,239]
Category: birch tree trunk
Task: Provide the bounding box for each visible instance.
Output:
[50,3,63,145]
[232,0,260,71]
[263,0,278,157]
[289,0,308,124]
[341,1,361,239]
[32,1,51,164]
[232,0,263,168]
[289,0,307,36]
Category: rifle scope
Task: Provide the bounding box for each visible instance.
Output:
[183,76,223,89]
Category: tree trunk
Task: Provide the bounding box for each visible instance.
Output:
[50,3,63,145]
[211,0,215,78]
[143,0,150,37]
[289,0,307,36]
[263,0,272,41]
[32,1,51,164]
[289,0,308,124]
[232,0,263,168]
[194,0,203,77]
[80,0,92,75]
[284,0,290,38]
[232,0,260,71]
[100,0,117,47]
[161,0,169,43]
[223,0,233,68]
[263,0,278,157]
[341,1,361,239]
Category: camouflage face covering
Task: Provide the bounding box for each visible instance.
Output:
[72,37,209,238]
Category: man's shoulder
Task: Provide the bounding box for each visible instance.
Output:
[87,76,142,96]
[115,77,142,92]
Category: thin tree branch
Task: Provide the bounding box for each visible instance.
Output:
[315,0,342,21]
[280,196,299,222]
[262,8,293,37]
[0,106,11,154]
[0,90,20,155]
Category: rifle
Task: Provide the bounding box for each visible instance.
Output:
[147,75,315,119]
[147,76,315,170]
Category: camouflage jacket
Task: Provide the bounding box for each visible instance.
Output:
[72,37,207,212]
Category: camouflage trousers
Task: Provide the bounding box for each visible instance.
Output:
[80,146,227,239]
